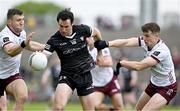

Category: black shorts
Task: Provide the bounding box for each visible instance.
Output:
[59,71,94,96]
[122,85,135,93]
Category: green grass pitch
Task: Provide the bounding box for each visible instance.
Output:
[7,101,180,111]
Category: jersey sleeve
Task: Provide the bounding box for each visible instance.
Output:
[0,36,13,48]
[150,50,167,63]
[44,39,55,53]
[138,36,146,47]
[138,36,148,51]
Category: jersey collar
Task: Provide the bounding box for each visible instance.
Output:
[65,32,76,39]
[7,25,20,37]
[150,39,163,51]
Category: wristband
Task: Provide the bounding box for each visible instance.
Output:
[115,62,122,76]
[105,41,109,47]
[116,62,122,68]
[20,41,26,48]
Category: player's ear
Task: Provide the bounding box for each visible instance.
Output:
[7,19,12,25]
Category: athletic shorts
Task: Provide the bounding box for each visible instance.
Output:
[122,85,135,93]
[0,73,22,96]
[94,75,121,96]
[145,81,177,105]
[59,71,94,96]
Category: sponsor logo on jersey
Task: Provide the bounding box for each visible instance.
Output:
[63,47,81,54]
[63,44,86,54]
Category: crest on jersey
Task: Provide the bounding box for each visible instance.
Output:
[153,51,160,56]
[80,36,84,41]
[3,37,9,43]
[70,39,77,44]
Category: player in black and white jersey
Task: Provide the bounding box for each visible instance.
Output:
[0,9,45,111]
[94,22,177,110]
[43,9,102,111]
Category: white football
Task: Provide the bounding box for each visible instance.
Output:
[28,52,47,71]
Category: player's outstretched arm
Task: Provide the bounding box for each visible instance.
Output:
[120,56,157,71]
[26,41,45,52]
[25,32,45,51]
[109,37,139,47]
[94,37,139,50]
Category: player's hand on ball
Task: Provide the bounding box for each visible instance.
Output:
[94,40,109,50]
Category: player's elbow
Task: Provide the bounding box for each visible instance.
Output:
[134,67,142,71]
[97,60,113,67]
[6,50,17,57]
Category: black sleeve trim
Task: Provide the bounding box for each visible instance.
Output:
[2,41,12,48]
[151,55,160,63]
[138,37,141,46]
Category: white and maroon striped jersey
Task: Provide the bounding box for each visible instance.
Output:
[89,47,113,87]
[0,26,26,79]
[139,36,176,86]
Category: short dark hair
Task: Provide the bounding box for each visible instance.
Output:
[7,9,23,20]
[56,8,74,23]
[141,22,160,33]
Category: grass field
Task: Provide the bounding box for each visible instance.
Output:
[8,102,180,111]
[7,101,180,111]
[8,102,83,111]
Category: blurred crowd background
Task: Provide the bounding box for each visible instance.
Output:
[0,0,180,108]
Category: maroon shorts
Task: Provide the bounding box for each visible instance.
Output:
[145,81,177,104]
[0,73,22,96]
[94,75,121,96]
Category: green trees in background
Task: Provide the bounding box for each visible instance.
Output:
[14,1,65,28]
[15,1,63,15]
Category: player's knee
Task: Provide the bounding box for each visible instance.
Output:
[16,93,28,103]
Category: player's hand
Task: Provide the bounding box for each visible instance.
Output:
[25,32,35,47]
[115,62,122,76]
[94,40,109,50]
